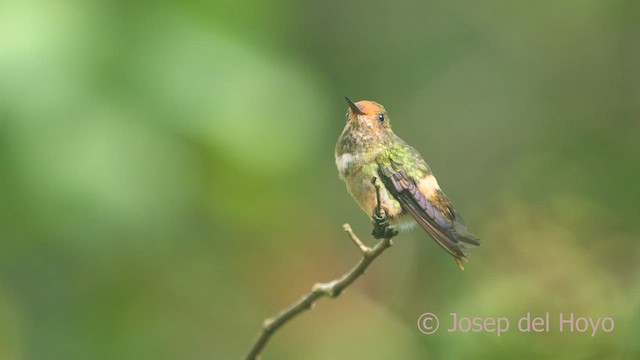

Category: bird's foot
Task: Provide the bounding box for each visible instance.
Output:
[371,208,398,239]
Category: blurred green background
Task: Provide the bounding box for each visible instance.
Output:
[1,0,639,359]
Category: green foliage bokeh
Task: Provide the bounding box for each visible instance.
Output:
[0,1,638,359]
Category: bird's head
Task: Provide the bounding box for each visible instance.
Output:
[344,97,392,133]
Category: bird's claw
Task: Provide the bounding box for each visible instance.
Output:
[371,209,398,239]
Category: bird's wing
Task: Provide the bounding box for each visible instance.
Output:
[376,148,479,262]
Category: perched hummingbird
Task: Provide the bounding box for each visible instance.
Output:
[335,97,480,270]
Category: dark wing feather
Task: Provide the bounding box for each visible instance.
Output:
[377,159,478,260]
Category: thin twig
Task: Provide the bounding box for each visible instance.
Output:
[343,223,370,253]
[371,176,384,217]
[244,178,394,360]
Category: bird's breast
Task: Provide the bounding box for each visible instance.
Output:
[338,161,404,221]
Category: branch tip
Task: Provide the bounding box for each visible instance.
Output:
[371,176,383,214]
[343,223,370,253]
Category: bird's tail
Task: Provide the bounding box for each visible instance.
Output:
[451,213,480,270]
[453,216,480,247]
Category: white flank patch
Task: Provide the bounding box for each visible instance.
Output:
[335,153,355,175]
[397,216,418,231]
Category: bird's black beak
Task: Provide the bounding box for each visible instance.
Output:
[345,97,364,115]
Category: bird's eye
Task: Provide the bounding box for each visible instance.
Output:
[377,114,385,122]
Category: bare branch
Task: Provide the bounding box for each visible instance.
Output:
[244,178,394,360]
[343,223,370,254]
[371,176,384,217]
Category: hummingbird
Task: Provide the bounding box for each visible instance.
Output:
[335,97,480,270]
